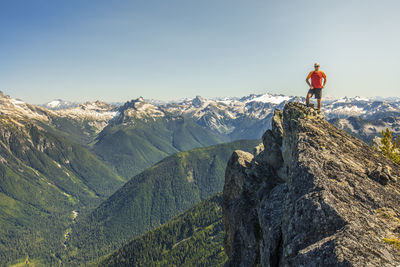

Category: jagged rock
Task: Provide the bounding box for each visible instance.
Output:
[223,150,254,204]
[260,109,285,172]
[367,164,398,185]
[262,130,283,171]
[253,143,264,156]
[271,109,283,145]
[222,102,400,267]
[222,150,257,264]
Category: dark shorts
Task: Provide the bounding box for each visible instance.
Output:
[307,88,322,99]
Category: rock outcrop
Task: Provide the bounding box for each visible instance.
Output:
[222,102,400,267]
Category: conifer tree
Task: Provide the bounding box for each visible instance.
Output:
[379,128,400,165]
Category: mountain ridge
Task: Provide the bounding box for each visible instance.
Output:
[0,109,124,265]
[3,90,400,145]
[66,139,260,264]
[222,102,400,266]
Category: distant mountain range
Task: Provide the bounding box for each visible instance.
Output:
[330,116,400,143]
[4,89,400,177]
[1,89,399,265]
[41,92,400,143]
[7,90,400,165]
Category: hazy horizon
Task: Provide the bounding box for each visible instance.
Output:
[1,0,399,103]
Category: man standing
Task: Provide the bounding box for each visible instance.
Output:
[306,62,327,110]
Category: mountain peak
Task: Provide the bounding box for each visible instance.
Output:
[191,95,204,107]
[45,99,77,109]
[115,97,165,123]
[119,97,150,112]
[78,100,113,110]
[223,102,400,266]
[136,96,145,102]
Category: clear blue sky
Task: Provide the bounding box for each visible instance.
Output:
[1,0,399,103]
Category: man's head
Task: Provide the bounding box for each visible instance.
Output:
[314,62,320,71]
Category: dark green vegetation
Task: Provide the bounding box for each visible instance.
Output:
[93,114,226,178]
[379,128,400,165]
[0,116,124,265]
[44,116,102,146]
[100,193,226,267]
[66,139,259,264]
[0,96,259,266]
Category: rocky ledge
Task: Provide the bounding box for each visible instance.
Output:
[222,102,400,267]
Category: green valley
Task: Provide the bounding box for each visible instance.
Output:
[66,139,259,264]
[100,193,226,267]
[0,116,124,265]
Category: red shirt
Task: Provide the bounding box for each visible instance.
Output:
[307,70,326,88]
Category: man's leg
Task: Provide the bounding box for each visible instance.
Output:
[306,93,312,106]
[316,89,322,110]
[317,98,322,110]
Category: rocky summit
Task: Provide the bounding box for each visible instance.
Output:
[222,102,400,267]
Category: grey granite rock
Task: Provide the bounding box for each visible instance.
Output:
[222,102,400,267]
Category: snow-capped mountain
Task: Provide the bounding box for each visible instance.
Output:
[158,94,302,139]
[4,90,400,142]
[0,91,118,127]
[0,91,53,121]
[43,99,78,110]
[53,101,120,135]
[113,97,165,124]
[157,93,400,121]
[156,94,400,139]
[322,97,400,119]
[0,91,121,144]
[56,101,118,121]
[330,116,400,143]
[38,92,400,125]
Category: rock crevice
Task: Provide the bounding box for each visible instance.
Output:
[222,102,400,266]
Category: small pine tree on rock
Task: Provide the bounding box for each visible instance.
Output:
[379,128,400,165]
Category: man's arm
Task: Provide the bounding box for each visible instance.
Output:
[306,72,313,89]
[322,72,327,88]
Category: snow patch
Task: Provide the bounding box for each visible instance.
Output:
[47,100,62,108]
[247,94,291,104]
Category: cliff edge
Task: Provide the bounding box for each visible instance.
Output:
[222,102,400,267]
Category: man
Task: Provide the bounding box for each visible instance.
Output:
[306,62,327,110]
